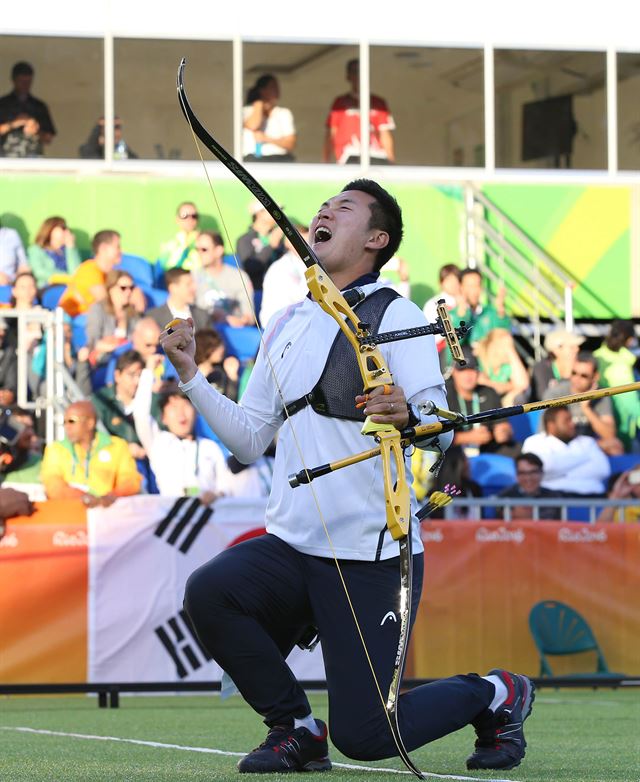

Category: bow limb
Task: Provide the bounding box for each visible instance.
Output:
[177,59,422,779]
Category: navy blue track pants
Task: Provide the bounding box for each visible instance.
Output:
[183,533,493,761]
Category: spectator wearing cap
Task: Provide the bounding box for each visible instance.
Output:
[236,200,285,292]
[193,231,254,327]
[0,61,56,158]
[542,351,623,456]
[522,405,610,496]
[158,201,201,274]
[530,328,585,401]
[41,400,141,507]
[445,347,519,459]
[594,320,640,451]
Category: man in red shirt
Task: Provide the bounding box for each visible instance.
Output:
[323,59,396,165]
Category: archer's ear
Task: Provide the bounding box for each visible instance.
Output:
[365,231,389,252]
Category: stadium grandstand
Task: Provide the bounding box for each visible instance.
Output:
[1,2,639,780]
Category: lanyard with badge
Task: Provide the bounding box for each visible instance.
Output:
[184,438,201,497]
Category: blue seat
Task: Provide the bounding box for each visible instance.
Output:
[71,314,88,351]
[117,254,155,288]
[218,323,261,363]
[194,413,229,457]
[608,454,640,475]
[138,283,168,308]
[0,285,11,303]
[468,453,516,496]
[40,284,66,310]
[510,410,543,442]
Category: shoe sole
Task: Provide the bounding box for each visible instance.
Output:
[238,757,332,774]
[466,673,536,771]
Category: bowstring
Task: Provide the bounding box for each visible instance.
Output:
[184,122,410,766]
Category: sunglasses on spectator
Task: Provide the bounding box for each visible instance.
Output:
[571,370,593,379]
[179,212,199,220]
[118,284,134,291]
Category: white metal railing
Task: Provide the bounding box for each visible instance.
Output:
[0,308,78,442]
[438,496,639,524]
[464,183,578,357]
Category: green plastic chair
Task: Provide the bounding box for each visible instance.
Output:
[528,600,624,678]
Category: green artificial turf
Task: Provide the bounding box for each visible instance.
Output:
[0,690,638,781]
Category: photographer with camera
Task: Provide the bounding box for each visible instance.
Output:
[598,465,640,523]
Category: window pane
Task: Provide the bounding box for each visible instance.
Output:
[242,42,358,164]
[0,35,103,159]
[617,53,640,171]
[114,39,232,160]
[371,46,484,167]
[495,49,606,169]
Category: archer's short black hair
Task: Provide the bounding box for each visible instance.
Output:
[341,178,403,271]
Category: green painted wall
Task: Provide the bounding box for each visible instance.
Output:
[0,174,463,309]
[1,174,634,318]
[483,184,632,319]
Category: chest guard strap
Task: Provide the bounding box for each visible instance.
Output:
[284,287,400,422]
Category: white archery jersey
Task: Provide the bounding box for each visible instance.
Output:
[181,282,451,561]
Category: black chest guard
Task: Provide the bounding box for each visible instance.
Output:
[284,287,400,422]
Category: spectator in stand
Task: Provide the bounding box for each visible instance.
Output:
[194,328,240,402]
[0,407,43,495]
[41,400,141,506]
[92,349,158,461]
[450,268,511,348]
[495,453,562,520]
[3,273,44,362]
[0,317,17,403]
[243,75,296,162]
[133,357,227,503]
[0,487,33,538]
[542,351,623,456]
[193,231,254,326]
[220,447,276,499]
[594,319,640,452]
[27,216,81,288]
[379,256,410,299]
[323,58,396,165]
[29,313,92,398]
[236,200,286,293]
[158,202,201,275]
[146,267,210,334]
[522,406,610,496]
[597,464,640,523]
[59,230,122,317]
[0,62,56,158]
[86,269,142,364]
[0,221,28,284]
[259,223,309,325]
[475,328,530,406]
[422,264,461,354]
[79,116,138,159]
[530,328,584,401]
[446,347,519,459]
